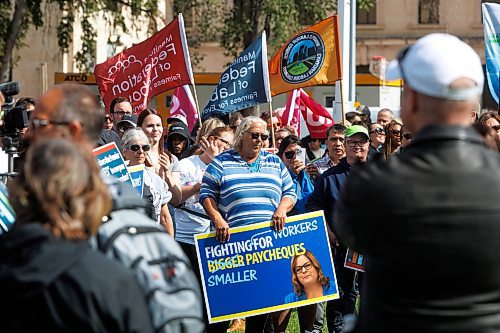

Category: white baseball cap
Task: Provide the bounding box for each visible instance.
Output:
[385,33,484,101]
[167,114,188,126]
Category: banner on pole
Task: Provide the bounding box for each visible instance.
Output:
[94,14,194,113]
[269,16,342,97]
[201,32,271,120]
[482,2,500,104]
[195,211,338,323]
[170,85,199,131]
[285,89,334,138]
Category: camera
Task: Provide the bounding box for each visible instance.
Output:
[0,81,26,178]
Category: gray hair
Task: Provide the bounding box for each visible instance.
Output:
[378,108,394,117]
[121,128,149,152]
[233,116,268,151]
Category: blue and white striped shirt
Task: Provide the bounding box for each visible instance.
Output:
[200,150,297,228]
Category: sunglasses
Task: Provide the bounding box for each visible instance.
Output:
[246,131,269,141]
[104,116,112,122]
[402,133,413,140]
[391,130,402,136]
[118,125,134,133]
[370,128,385,135]
[284,150,296,159]
[310,138,321,142]
[129,144,150,152]
[493,125,500,133]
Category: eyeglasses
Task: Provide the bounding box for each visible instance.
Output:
[216,137,231,147]
[31,118,71,129]
[246,131,269,141]
[294,261,313,274]
[396,45,412,81]
[391,130,402,136]
[402,133,413,140]
[112,111,132,117]
[129,144,150,152]
[284,150,296,159]
[369,128,385,135]
[346,140,368,148]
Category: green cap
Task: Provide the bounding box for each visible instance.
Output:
[345,125,369,139]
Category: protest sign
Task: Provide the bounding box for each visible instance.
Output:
[0,182,15,235]
[128,164,145,196]
[93,142,132,185]
[94,14,194,113]
[195,210,338,323]
[344,248,365,272]
[269,16,342,96]
[201,32,271,120]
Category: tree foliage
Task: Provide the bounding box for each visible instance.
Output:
[0,0,373,82]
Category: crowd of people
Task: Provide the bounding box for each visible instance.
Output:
[0,32,499,333]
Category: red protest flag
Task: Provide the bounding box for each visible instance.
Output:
[295,89,334,138]
[269,16,342,96]
[94,14,194,114]
[170,85,198,132]
[282,89,302,137]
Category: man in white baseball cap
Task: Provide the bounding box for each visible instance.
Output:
[335,33,500,333]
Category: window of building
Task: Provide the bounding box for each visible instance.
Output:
[357,2,377,25]
[419,0,439,24]
[325,96,335,108]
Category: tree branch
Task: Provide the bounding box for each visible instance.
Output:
[0,0,27,82]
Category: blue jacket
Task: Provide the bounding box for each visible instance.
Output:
[289,169,315,216]
[306,157,351,233]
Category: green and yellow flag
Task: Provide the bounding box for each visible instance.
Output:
[269,16,342,96]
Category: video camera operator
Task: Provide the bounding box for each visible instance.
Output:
[0,81,30,178]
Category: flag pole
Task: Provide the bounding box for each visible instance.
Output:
[268,102,276,148]
[339,79,346,125]
[191,81,203,127]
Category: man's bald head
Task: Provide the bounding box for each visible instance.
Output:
[28,85,104,147]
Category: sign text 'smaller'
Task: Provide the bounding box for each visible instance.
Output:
[94,15,194,113]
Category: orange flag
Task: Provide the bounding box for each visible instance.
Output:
[269,16,342,96]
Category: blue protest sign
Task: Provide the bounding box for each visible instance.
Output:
[201,32,271,119]
[195,210,338,323]
[93,142,132,185]
[483,2,500,104]
[128,164,145,196]
[0,182,15,235]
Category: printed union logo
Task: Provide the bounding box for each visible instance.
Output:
[281,32,325,84]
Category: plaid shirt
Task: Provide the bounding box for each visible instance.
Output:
[312,155,337,175]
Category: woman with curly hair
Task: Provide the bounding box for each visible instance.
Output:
[0,139,153,332]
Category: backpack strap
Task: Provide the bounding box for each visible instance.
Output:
[176,203,210,220]
[98,226,164,253]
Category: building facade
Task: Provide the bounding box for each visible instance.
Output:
[11,0,495,108]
